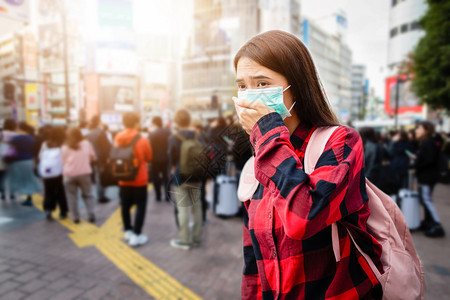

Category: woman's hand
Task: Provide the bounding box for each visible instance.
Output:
[233,97,275,134]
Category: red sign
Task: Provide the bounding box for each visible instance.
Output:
[385,75,423,115]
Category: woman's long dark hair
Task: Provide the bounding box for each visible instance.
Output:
[234,30,339,128]
[65,127,83,150]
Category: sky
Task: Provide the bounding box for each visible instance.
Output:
[302,0,390,98]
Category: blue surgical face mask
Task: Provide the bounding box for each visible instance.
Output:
[237,85,296,119]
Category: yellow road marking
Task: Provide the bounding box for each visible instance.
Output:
[32,193,202,300]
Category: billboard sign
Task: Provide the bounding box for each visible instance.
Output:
[94,42,137,75]
[99,75,136,112]
[385,76,423,115]
[25,83,38,110]
[98,0,133,29]
[0,0,30,23]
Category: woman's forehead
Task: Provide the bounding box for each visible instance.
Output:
[236,57,284,81]
[236,57,264,72]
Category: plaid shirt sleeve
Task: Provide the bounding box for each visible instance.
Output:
[250,113,368,240]
[242,207,261,300]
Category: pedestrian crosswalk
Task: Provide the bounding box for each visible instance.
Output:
[31,194,202,300]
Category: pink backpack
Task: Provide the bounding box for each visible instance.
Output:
[305,126,425,300]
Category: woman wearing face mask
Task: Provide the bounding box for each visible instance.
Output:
[234,31,382,299]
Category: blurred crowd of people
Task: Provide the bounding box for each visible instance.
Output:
[0,111,253,249]
[359,121,449,238]
[0,114,448,246]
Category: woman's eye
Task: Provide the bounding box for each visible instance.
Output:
[257,82,268,88]
[237,84,246,90]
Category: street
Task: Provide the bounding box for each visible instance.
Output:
[0,184,449,299]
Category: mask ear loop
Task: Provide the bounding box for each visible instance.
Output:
[283,85,295,112]
[288,101,296,112]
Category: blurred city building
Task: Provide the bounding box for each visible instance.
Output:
[34,0,88,126]
[134,0,191,128]
[387,0,426,73]
[0,0,32,124]
[2,0,445,131]
[365,90,386,124]
[351,64,367,121]
[385,0,427,123]
[80,0,138,130]
[0,33,24,121]
[21,0,141,130]
[0,0,30,36]
[181,0,302,121]
[301,15,352,124]
[137,34,172,128]
[0,0,359,127]
[0,34,23,80]
[0,1,25,122]
[181,0,259,121]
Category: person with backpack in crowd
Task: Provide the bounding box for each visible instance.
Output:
[35,125,52,158]
[0,119,18,201]
[205,116,229,177]
[388,130,411,191]
[227,114,253,175]
[7,122,41,206]
[440,132,450,184]
[148,116,170,202]
[0,130,7,202]
[442,132,450,158]
[407,128,419,153]
[192,119,214,223]
[233,30,384,299]
[1,119,18,143]
[114,112,152,247]
[103,124,114,144]
[415,121,445,237]
[359,127,384,188]
[168,109,204,250]
[38,126,68,220]
[62,127,96,224]
[87,115,112,204]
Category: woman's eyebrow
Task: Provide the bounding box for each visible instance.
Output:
[250,75,271,80]
[235,75,271,82]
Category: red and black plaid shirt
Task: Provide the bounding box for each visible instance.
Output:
[242,113,383,299]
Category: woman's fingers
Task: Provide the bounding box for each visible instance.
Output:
[232,97,275,134]
[233,97,268,109]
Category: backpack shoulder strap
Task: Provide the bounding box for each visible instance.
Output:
[304,126,340,174]
[173,132,186,142]
[303,125,342,262]
[130,134,141,147]
[174,131,199,142]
